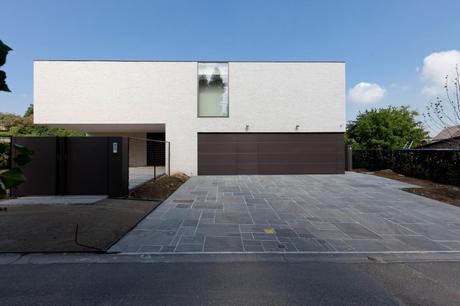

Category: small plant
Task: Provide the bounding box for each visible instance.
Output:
[0,142,33,198]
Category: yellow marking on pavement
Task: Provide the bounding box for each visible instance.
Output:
[264,228,275,234]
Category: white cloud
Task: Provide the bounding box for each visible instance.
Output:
[348,82,386,104]
[420,50,460,96]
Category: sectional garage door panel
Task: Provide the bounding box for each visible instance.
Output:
[198,133,345,175]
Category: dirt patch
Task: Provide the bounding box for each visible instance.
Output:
[129,172,190,200]
[357,169,460,207]
[0,199,159,252]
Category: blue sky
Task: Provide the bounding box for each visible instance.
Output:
[1,0,459,124]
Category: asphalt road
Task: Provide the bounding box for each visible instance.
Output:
[1,261,459,305]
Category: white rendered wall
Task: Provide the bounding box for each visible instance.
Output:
[34,61,345,175]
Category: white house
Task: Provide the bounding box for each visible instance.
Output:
[34,60,346,176]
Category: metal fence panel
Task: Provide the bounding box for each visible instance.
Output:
[353,149,460,186]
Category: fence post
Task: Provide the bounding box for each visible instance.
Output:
[345,145,352,171]
[168,142,171,176]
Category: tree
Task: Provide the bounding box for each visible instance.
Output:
[23,104,33,117]
[0,40,12,92]
[0,106,85,137]
[423,65,460,147]
[346,106,428,149]
[208,67,225,90]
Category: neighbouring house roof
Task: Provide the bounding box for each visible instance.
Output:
[433,125,460,141]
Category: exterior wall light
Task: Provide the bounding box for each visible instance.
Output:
[245,125,249,131]
[295,125,300,131]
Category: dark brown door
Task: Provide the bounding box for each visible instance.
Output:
[198,133,345,175]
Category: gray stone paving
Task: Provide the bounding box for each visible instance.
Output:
[110,172,460,253]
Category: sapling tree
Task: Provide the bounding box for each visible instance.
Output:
[423,65,460,148]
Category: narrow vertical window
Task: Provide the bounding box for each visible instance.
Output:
[198,62,229,117]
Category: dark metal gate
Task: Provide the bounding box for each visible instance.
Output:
[11,136,129,197]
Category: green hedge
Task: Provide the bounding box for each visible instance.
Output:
[352,149,460,186]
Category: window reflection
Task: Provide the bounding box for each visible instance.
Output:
[198,62,229,117]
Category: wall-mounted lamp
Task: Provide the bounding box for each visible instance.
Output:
[245,125,249,131]
[295,125,300,131]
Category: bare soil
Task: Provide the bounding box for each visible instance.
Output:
[356,169,460,207]
[129,172,190,200]
[0,199,159,252]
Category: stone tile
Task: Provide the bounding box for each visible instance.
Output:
[440,241,460,251]
[182,219,199,227]
[202,211,215,218]
[215,212,253,224]
[396,235,450,251]
[138,245,162,252]
[308,221,339,231]
[354,214,418,235]
[325,240,354,251]
[274,228,298,238]
[243,240,263,251]
[160,246,176,252]
[252,233,277,241]
[177,226,197,236]
[196,224,241,237]
[204,237,243,252]
[241,233,253,240]
[379,238,418,251]
[261,241,287,252]
[180,235,205,244]
[199,218,215,224]
[193,201,223,210]
[239,224,274,233]
[399,223,460,241]
[250,209,284,224]
[310,229,351,240]
[290,238,334,252]
[344,239,389,252]
[221,196,245,205]
[333,223,382,240]
[244,198,267,204]
[292,228,315,239]
[219,186,240,193]
[175,244,203,252]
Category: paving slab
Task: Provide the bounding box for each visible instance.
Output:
[110,172,460,254]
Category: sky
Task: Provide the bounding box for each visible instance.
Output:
[1,0,459,127]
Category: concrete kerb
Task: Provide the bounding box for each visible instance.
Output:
[2,251,460,265]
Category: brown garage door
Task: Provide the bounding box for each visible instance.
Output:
[198,133,345,175]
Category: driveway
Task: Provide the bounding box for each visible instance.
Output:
[110,173,460,253]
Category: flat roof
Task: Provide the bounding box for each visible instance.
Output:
[34,59,345,63]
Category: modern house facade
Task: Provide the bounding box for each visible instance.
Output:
[34,60,346,176]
